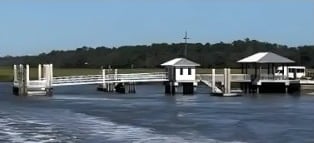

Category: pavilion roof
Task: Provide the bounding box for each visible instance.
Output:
[237,52,295,64]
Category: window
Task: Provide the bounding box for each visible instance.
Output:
[297,69,304,73]
[180,68,183,75]
[188,68,191,75]
[289,68,294,72]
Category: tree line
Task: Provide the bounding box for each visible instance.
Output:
[1,38,314,68]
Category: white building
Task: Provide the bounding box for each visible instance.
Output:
[161,58,200,94]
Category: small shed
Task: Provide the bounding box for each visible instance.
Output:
[161,58,200,83]
[161,58,200,94]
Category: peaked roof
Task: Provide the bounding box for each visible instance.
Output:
[161,58,200,67]
[237,52,295,64]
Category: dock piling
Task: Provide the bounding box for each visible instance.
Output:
[211,69,215,93]
[38,64,42,80]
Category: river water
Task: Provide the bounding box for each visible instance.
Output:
[0,82,314,143]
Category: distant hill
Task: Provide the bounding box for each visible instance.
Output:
[1,39,314,68]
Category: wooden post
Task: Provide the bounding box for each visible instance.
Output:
[38,64,42,80]
[224,68,230,94]
[223,68,231,94]
[18,64,24,95]
[43,64,46,80]
[114,69,118,81]
[224,68,226,93]
[227,68,231,94]
[26,64,29,82]
[211,68,215,93]
[13,64,17,82]
[102,69,106,90]
[49,64,53,87]
[43,65,47,86]
[25,64,30,95]
[44,64,49,87]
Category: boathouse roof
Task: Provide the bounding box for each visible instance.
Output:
[161,58,200,67]
[237,52,295,64]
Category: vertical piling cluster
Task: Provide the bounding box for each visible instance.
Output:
[13,64,28,95]
[165,82,176,95]
[13,64,53,96]
[97,68,137,94]
[223,68,231,94]
[98,68,115,92]
[42,64,53,96]
[125,82,136,93]
[209,68,237,96]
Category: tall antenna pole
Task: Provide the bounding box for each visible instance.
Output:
[183,31,190,57]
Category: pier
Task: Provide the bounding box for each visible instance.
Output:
[12,53,314,96]
[13,64,168,96]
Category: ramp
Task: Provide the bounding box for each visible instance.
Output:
[200,79,223,94]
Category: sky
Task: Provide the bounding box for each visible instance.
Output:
[0,0,314,56]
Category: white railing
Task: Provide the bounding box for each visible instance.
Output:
[53,75,103,80]
[28,80,47,88]
[114,72,168,81]
[231,74,251,81]
[53,74,104,86]
[259,74,289,80]
[52,72,168,86]
[197,74,224,82]
[197,74,250,82]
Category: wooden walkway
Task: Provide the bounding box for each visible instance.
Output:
[13,64,314,96]
[52,72,168,86]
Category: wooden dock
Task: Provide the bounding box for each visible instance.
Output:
[13,64,252,96]
[12,65,314,96]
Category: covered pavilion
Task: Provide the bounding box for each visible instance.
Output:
[237,52,295,80]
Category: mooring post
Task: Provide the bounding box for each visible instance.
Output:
[18,64,23,95]
[49,64,53,87]
[114,69,118,81]
[285,82,289,94]
[38,64,42,80]
[24,64,30,95]
[170,82,173,95]
[26,64,29,83]
[223,68,231,94]
[13,64,19,95]
[132,82,136,93]
[13,64,17,82]
[43,64,47,86]
[224,68,227,94]
[228,68,231,94]
[102,69,106,90]
[42,65,45,85]
[211,68,215,93]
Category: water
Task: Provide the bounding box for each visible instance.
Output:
[1,82,314,143]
